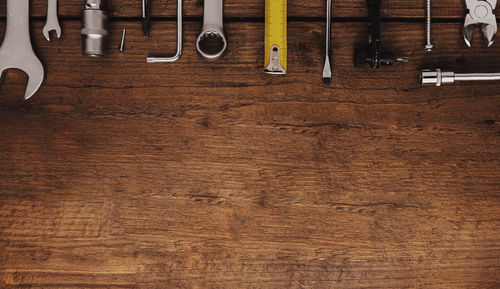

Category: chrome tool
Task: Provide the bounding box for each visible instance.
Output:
[463,0,497,47]
[425,0,433,51]
[323,0,332,83]
[264,0,287,74]
[81,0,109,57]
[43,0,62,41]
[421,69,500,86]
[119,28,126,52]
[196,0,227,61]
[0,0,44,100]
[147,0,183,63]
[142,0,151,37]
[354,0,408,68]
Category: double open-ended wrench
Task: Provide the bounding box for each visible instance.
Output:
[43,0,62,41]
[0,0,44,99]
[196,0,227,61]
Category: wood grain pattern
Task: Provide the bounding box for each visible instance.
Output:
[0,6,499,289]
[0,0,498,18]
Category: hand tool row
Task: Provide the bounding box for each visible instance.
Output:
[0,0,488,18]
[0,0,499,100]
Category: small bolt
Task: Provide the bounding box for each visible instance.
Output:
[119,28,126,52]
[425,0,433,51]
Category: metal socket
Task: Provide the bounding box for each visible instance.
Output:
[81,0,109,57]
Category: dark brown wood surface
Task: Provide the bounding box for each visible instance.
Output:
[1,1,499,288]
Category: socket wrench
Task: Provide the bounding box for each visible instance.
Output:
[81,0,109,57]
[421,69,500,86]
[196,0,227,61]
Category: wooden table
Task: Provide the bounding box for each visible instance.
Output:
[1,1,499,288]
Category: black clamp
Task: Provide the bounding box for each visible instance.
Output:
[354,0,408,68]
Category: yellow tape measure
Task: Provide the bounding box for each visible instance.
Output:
[264,0,287,74]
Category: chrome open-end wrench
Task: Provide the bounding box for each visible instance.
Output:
[196,0,227,61]
[43,0,62,41]
[0,0,45,99]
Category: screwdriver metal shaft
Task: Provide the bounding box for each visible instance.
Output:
[322,0,332,84]
[142,0,150,37]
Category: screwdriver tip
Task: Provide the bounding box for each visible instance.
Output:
[396,56,409,63]
[142,19,150,37]
[322,57,332,84]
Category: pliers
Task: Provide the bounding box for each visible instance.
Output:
[463,0,497,47]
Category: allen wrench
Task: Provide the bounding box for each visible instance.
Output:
[147,0,183,63]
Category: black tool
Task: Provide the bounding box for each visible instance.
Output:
[354,0,408,68]
[142,0,150,37]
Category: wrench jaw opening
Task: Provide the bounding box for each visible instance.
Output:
[195,30,227,62]
[0,43,45,100]
[42,25,62,42]
[23,61,45,100]
[0,44,45,99]
[0,0,45,100]
[0,61,44,100]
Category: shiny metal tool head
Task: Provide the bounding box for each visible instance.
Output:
[42,0,62,41]
[0,0,44,100]
[420,69,455,86]
[421,69,500,86]
[81,0,109,57]
[196,0,227,61]
[196,31,227,61]
[463,0,497,47]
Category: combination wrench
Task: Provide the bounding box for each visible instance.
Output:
[43,0,62,41]
[196,0,227,61]
[0,0,45,99]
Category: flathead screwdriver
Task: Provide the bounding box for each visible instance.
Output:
[142,0,150,37]
[323,0,332,84]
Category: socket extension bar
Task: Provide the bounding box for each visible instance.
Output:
[421,69,500,86]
